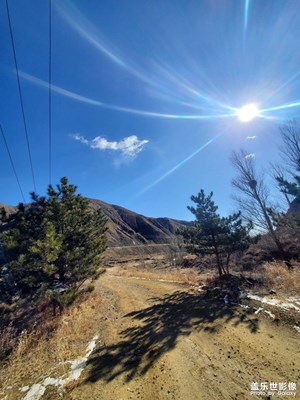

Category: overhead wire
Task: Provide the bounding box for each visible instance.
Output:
[48,0,52,185]
[0,124,26,203]
[5,0,37,193]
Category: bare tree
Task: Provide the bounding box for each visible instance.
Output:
[279,120,300,172]
[274,121,300,234]
[231,150,270,230]
[231,149,290,266]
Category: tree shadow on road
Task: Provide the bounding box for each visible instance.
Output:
[85,290,259,384]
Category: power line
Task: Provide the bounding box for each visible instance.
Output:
[49,0,52,185]
[0,124,26,203]
[5,0,37,193]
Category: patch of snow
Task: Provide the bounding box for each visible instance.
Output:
[43,377,63,387]
[293,325,300,333]
[254,307,275,319]
[288,297,300,306]
[239,304,250,310]
[86,336,98,353]
[247,294,300,312]
[67,360,86,382]
[23,384,46,400]
[255,307,263,314]
[264,310,275,319]
[21,335,98,400]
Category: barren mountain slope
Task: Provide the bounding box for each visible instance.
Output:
[88,199,188,247]
[0,200,187,246]
[0,200,188,259]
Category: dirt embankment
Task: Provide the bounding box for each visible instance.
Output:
[62,269,300,400]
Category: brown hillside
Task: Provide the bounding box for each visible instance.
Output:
[0,199,188,259]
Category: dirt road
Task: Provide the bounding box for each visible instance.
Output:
[67,270,299,400]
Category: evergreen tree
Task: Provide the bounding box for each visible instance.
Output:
[1,177,107,303]
[277,175,300,203]
[273,174,300,237]
[177,190,252,276]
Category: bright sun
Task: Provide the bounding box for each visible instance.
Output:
[237,103,260,122]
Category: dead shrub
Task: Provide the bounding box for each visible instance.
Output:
[250,261,300,295]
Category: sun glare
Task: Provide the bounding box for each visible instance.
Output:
[237,103,259,122]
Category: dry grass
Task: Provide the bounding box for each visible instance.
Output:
[250,260,300,295]
[115,259,300,296]
[0,291,103,399]
[115,265,215,286]
[0,324,18,364]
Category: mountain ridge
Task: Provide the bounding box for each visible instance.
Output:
[0,199,189,259]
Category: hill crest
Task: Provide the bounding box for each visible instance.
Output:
[0,199,188,259]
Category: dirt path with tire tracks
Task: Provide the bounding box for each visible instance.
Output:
[66,270,300,400]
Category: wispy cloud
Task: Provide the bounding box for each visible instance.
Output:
[72,134,149,158]
[73,134,89,145]
[245,153,255,159]
[246,135,256,140]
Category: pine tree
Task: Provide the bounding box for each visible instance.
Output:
[1,177,107,303]
[177,190,252,276]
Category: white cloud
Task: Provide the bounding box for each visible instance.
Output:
[246,136,256,140]
[245,153,255,159]
[72,134,89,145]
[72,134,149,158]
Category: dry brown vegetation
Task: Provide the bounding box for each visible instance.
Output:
[0,291,103,399]
[249,260,300,295]
[114,264,216,286]
[113,258,300,297]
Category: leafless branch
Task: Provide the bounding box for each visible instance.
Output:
[279,120,300,172]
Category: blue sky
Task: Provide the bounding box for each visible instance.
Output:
[1,0,300,220]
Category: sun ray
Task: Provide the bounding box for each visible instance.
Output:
[23,71,300,124]
[263,71,300,104]
[152,61,231,111]
[20,71,235,120]
[135,131,225,197]
[56,1,233,114]
[56,3,193,102]
[261,100,300,113]
[244,0,251,32]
